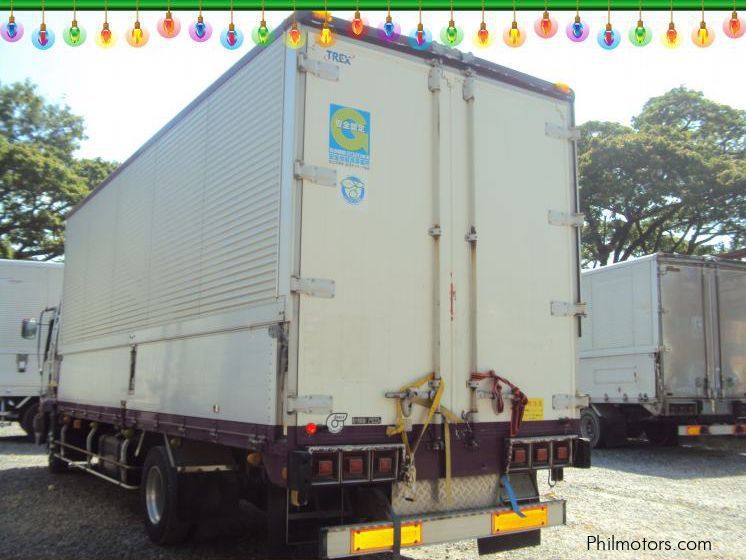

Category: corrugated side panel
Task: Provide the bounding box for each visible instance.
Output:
[61,41,286,346]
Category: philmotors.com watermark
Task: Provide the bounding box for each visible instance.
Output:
[588,535,713,553]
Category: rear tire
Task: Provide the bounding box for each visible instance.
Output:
[580,408,604,448]
[20,401,39,439]
[142,446,192,545]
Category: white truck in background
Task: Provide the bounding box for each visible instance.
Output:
[31,12,590,558]
[578,254,746,447]
[0,259,63,435]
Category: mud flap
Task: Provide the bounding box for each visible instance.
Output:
[477,530,541,555]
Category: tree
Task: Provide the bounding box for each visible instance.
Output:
[0,81,117,260]
[579,87,746,267]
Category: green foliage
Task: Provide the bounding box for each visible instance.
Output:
[0,81,117,260]
[579,87,746,267]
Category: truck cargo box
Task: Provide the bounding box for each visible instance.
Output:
[44,13,589,557]
[579,254,746,446]
[0,259,63,432]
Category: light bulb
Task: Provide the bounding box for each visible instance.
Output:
[286,22,303,48]
[126,20,150,47]
[503,20,526,47]
[351,10,364,36]
[409,23,431,50]
[534,10,558,38]
[157,10,181,38]
[63,20,86,46]
[597,23,620,49]
[1,15,24,42]
[629,20,652,46]
[189,15,213,42]
[723,11,744,38]
[662,21,679,48]
[379,15,400,41]
[440,19,463,47]
[221,22,244,49]
[692,21,715,47]
[566,15,589,42]
[475,21,490,47]
[32,23,55,49]
[253,20,270,45]
[95,21,117,48]
[317,23,334,46]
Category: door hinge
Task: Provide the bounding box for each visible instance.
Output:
[463,73,475,101]
[428,65,442,92]
[287,394,333,414]
[294,161,337,187]
[298,54,340,81]
[545,123,580,141]
[548,210,585,227]
[290,276,336,298]
[550,301,587,317]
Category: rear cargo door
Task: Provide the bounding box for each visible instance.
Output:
[468,78,580,423]
[293,37,441,431]
[659,261,709,397]
[717,262,746,398]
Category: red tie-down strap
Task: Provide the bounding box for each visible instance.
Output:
[470,370,528,437]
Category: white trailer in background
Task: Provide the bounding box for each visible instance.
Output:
[578,254,746,447]
[0,259,63,435]
[36,12,590,558]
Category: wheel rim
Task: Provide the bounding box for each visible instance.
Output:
[581,415,596,443]
[145,465,165,525]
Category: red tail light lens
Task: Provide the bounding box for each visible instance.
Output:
[372,451,397,480]
[534,446,549,463]
[346,456,364,475]
[317,459,334,477]
[555,444,569,461]
[512,446,527,465]
[312,453,338,482]
[377,456,393,473]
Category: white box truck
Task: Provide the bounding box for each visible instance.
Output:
[34,13,590,557]
[578,254,746,448]
[0,259,63,435]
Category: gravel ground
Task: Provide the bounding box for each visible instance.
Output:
[1,424,745,560]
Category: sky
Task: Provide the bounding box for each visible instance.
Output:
[1,10,745,163]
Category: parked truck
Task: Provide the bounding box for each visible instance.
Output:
[31,12,590,557]
[578,254,746,447]
[0,259,63,435]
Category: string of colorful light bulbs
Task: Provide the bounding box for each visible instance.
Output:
[1,3,743,50]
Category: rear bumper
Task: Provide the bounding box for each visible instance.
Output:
[678,423,746,436]
[321,499,565,558]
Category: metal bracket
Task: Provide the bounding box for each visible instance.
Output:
[287,394,333,414]
[428,66,442,92]
[428,225,442,238]
[465,227,478,243]
[548,210,585,227]
[550,301,587,317]
[463,72,475,102]
[552,393,590,410]
[294,161,337,187]
[297,54,339,81]
[545,123,580,141]
[290,276,335,298]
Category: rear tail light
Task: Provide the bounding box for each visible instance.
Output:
[534,446,549,464]
[512,446,527,465]
[372,450,397,480]
[343,454,367,480]
[554,444,569,462]
[312,453,338,482]
[377,456,393,473]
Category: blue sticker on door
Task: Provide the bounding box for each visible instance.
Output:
[329,104,370,169]
[340,176,366,206]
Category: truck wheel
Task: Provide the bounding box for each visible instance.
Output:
[142,446,192,545]
[20,401,39,439]
[580,408,604,448]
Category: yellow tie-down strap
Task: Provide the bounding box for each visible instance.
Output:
[386,373,462,504]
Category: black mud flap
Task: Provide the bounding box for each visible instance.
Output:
[574,437,592,468]
[477,530,541,555]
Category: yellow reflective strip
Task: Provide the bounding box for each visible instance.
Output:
[686,425,701,436]
[492,506,548,534]
[350,522,422,553]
